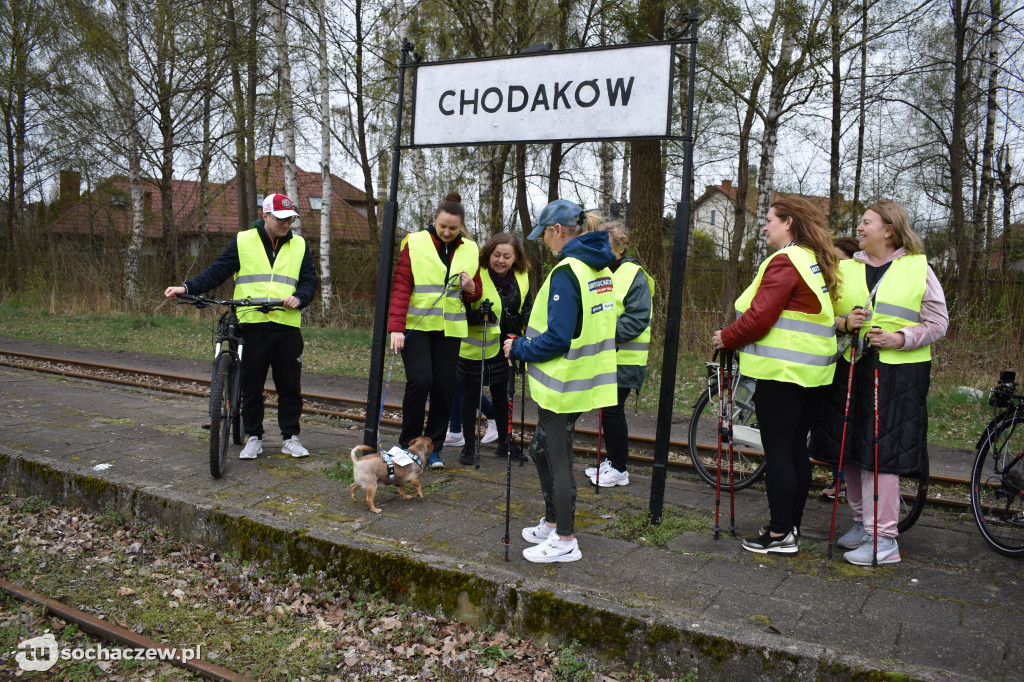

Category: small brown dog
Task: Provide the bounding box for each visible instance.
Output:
[349,436,433,514]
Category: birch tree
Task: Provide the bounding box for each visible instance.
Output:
[273,0,302,235]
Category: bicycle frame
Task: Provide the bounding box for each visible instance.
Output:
[703,360,761,451]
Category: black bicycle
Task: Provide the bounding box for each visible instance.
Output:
[688,354,928,532]
[176,294,283,478]
[971,369,1024,557]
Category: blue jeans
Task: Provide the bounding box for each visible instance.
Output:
[448,379,493,433]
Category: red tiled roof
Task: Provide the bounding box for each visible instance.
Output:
[695,182,848,218]
[50,157,372,243]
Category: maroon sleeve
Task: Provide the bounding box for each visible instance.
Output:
[464,267,483,304]
[388,243,413,332]
[721,254,820,349]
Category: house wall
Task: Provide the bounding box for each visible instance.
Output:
[692,193,736,259]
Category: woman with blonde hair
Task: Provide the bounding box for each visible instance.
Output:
[582,220,653,487]
[818,198,947,565]
[713,195,839,555]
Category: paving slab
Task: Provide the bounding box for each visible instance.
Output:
[1,343,1022,680]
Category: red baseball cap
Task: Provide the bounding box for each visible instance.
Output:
[262,193,299,219]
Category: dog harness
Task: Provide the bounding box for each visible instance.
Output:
[381,447,423,485]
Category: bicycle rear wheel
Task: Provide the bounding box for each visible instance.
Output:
[687,378,766,491]
[971,414,1024,557]
[209,353,234,479]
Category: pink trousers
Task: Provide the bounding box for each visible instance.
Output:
[845,466,899,538]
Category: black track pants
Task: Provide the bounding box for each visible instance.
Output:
[399,330,461,451]
[240,323,304,439]
[600,386,633,473]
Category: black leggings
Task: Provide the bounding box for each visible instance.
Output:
[752,379,821,534]
[399,330,461,451]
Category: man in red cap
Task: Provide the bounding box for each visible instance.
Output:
[165,193,318,460]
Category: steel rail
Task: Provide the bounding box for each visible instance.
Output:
[0,350,974,491]
[0,577,255,682]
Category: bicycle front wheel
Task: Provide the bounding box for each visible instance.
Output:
[897,454,928,533]
[971,414,1024,557]
[687,379,766,491]
[209,352,234,479]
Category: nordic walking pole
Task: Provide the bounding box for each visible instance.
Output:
[724,349,737,536]
[475,301,493,470]
[828,307,863,559]
[714,356,724,540]
[594,409,604,493]
[503,340,517,561]
[519,359,527,467]
[828,341,858,558]
[871,327,881,567]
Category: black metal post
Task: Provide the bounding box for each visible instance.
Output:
[364,40,414,448]
[649,12,698,523]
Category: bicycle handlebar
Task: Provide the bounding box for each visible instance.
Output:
[175,293,286,313]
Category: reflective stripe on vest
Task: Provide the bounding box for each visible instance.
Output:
[233,228,303,327]
[611,261,654,368]
[404,230,479,337]
[526,258,617,413]
[836,255,930,364]
[734,245,837,387]
[460,269,530,360]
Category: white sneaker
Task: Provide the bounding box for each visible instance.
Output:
[444,429,465,447]
[590,466,629,487]
[523,535,582,563]
[584,460,613,478]
[481,419,499,444]
[521,517,555,544]
[240,436,262,460]
[281,436,310,458]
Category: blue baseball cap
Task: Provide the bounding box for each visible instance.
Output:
[527,199,584,240]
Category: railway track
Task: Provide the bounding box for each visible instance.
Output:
[0,349,974,511]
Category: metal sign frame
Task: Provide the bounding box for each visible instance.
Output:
[364,15,700,527]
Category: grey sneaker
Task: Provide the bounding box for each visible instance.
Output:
[444,430,465,447]
[742,530,798,555]
[844,536,901,566]
[523,535,582,563]
[522,517,555,544]
[240,436,262,460]
[837,521,868,550]
[281,436,310,458]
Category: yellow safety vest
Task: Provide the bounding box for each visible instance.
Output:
[526,257,617,413]
[233,228,304,327]
[460,269,530,361]
[836,255,931,364]
[404,230,479,337]
[612,261,654,368]
[735,245,837,387]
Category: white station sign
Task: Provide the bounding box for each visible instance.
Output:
[410,43,675,146]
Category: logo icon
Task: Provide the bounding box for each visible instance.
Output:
[15,633,58,672]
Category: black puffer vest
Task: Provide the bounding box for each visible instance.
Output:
[809,353,930,475]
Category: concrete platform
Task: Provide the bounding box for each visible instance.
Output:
[0,341,1021,680]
